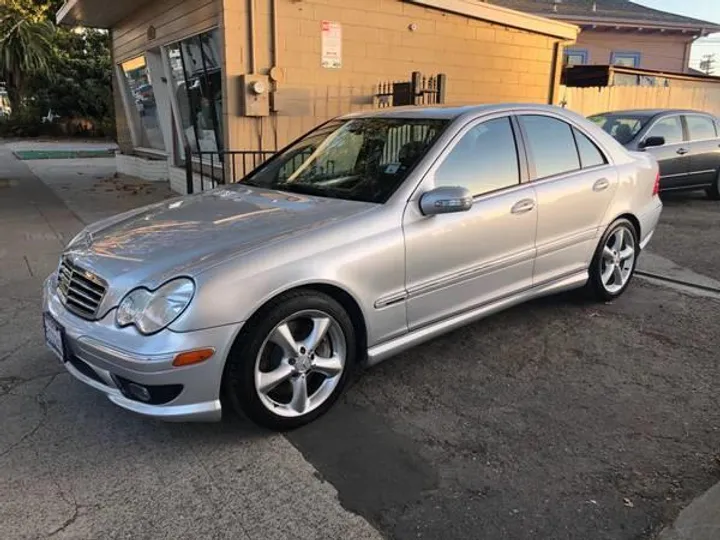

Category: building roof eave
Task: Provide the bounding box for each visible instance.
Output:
[56,0,152,28]
[542,14,720,36]
[403,0,579,40]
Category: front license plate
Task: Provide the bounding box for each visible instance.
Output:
[44,314,64,362]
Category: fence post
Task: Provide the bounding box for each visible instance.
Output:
[411,71,422,105]
[436,73,447,104]
[184,144,193,195]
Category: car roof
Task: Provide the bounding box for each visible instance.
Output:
[341,103,575,120]
[592,108,714,118]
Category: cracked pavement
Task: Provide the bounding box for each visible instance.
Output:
[1,145,720,540]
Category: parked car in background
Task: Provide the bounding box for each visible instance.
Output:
[590,109,720,199]
[43,104,662,430]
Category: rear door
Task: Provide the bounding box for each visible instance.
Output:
[683,114,720,187]
[517,114,617,284]
[641,114,689,190]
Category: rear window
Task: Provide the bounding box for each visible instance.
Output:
[589,114,651,145]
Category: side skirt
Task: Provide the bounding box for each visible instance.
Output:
[366,271,588,367]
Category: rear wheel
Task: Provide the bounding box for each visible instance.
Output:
[587,219,638,301]
[706,169,720,200]
[223,290,355,431]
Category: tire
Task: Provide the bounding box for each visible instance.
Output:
[706,170,720,200]
[223,290,356,431]
[586,218,639,302]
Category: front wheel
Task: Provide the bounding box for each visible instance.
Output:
[223,290,356,431]
[706,170,720,200]
[587,218,639,301]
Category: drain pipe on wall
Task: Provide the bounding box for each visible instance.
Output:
[248,0,257,73]
[271,0,279,70]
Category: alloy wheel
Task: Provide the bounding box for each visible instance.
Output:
[254,310,346,418]
[600,226,636,294]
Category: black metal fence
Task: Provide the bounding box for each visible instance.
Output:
[376,71,447,108]
[185,146,276,194]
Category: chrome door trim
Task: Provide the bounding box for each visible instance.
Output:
[367,270,588,366]
[406,249,537,300]
[535,229,597,259]
[688,169,718,176]
[374,291,409,309]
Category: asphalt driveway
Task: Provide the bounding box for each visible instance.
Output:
[1,149,719,540]
[651,191,720,280]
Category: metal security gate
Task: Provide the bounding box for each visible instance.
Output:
[376,71,447,108]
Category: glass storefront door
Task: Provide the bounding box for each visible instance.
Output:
[166,29,224,157]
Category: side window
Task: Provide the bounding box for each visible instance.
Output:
[685,115,717,141]
[519,115,580,180]
[573,128,607,169]
[435,117,520,196]
[646,116,684,145]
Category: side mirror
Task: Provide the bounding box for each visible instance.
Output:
[420,186,473,216]
[640,136,665,149]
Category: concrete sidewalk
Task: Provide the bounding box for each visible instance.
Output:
[0,147,381,540]
[658,482,720,540]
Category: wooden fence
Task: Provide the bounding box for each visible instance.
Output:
[558,85,720,117]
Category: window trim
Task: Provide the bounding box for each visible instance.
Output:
[564,48,589,66]
[430,115,526,199]
[571,126,608,170]
[682,114,719,143]
[516,114,584,182]
[610,51,641,68]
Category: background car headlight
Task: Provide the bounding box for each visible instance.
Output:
[116,278,195,335]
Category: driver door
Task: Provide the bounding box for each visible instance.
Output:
[642,114,690,190]
[403,116,537,330]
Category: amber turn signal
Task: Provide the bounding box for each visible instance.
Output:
[173,348,215,367]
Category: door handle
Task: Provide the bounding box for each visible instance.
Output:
[511,199,535,215]
[593,178,610,192]
[676,148,689,155]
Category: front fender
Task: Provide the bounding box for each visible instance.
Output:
[169,211,408,348]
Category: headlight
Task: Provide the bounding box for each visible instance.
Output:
[116,278,195,335]
[67,228,89,249]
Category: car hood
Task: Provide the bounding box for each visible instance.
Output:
[65,185,376,295]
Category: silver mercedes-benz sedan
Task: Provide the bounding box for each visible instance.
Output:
[43,104,662,430]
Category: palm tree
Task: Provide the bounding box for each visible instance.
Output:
[0,3,54,114]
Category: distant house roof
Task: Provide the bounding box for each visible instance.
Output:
[488,1,720,33]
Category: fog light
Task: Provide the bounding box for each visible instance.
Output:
[127,382,152,403]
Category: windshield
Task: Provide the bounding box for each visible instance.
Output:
[589,114,651,145]
[241,118,449,203]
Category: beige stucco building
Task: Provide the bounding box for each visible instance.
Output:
[58,0,577,193]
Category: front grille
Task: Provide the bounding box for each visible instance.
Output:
[57,258,107,320]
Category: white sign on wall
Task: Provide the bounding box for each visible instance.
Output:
[321,21,342,69]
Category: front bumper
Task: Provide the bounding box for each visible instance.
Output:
[43,275,243,422]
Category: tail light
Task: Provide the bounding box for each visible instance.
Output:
[652,172,660,196]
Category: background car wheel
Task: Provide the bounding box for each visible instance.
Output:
[706,170,720,200]
[587,218,639,302]
[223,290,356,431]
